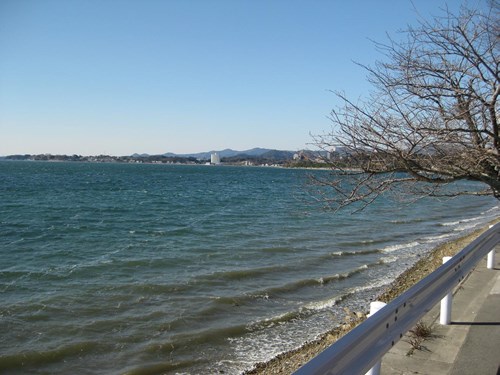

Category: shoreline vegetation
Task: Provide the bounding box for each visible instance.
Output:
[244,219,499,375]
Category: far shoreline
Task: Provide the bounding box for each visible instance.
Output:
[244,218,500,375]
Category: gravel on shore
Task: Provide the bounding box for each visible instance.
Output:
[244,219,499,375]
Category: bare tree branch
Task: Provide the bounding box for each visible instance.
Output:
[314,2,500,211]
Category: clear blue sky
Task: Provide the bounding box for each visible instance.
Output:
[0,0,479,156]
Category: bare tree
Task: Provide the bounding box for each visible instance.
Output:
[313,2,499,211]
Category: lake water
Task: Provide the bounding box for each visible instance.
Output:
[1,161,498,374]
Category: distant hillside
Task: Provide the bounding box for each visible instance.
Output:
[159,148,286,160]
[155,148,349,161]
[260,150,295,160]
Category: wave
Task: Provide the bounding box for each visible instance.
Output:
[261,246,295,254]
[334,238,388,247]
[440,220,460,226]
[163,293,355,353]
[0,270,30,279]
[379,255,398,264]
[246,291,351,328]
[122,282,193,295]
[388,218,425,224]
[158,264,375,336]
[41,253,191,279]
[440,215,482,227]
[482,205,499,214]
[198,265,291,283]
[454,222,481,232]
[348,277,392,293]
[203,264,372,312]
[422,233,453,242]
[122,359,208,375]
[187,255,376,288]
[0,341,109,371]
[461,216,482,223]
[318,264,369,285]
[330,249,381,257]
[147,323,251,354]
[0,269,72,288]
[5,238,25,246]
[380,241,420,253]
[261,264,371,297]
[248,309,307,330]
[302,294,349,311]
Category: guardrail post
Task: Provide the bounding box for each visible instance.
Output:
[365,301,387,375]
[440,256,453,325]
[487,226,496,269]
[487,250,495,269]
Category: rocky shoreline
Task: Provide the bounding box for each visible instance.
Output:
[244,219,499,375]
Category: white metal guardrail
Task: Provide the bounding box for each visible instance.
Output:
[294,222,500,375]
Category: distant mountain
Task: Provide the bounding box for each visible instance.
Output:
[259,150,295,160]
[158,148,284,160]
[131,153,151,157]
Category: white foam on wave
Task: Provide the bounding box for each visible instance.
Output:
[454,222,480,232]
[379,255,398,264]
[441,220,460,226]
[439,213,494,230]
[381,241,419,253]
[441,216,482,228]
[224,306,334,374]
[461,216,482,223]
[255,311,294,327]
[482,205,499,214]
[349,278,389,293]
[423,233,453,242]
[304,295,344,311]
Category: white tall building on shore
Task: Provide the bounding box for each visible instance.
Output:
[210,152,221,165]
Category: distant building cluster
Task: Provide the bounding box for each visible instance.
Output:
[293,149,334,163]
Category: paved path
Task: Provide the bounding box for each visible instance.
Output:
[381,247,500,375]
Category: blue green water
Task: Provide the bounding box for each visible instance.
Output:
[1,161,498,374]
